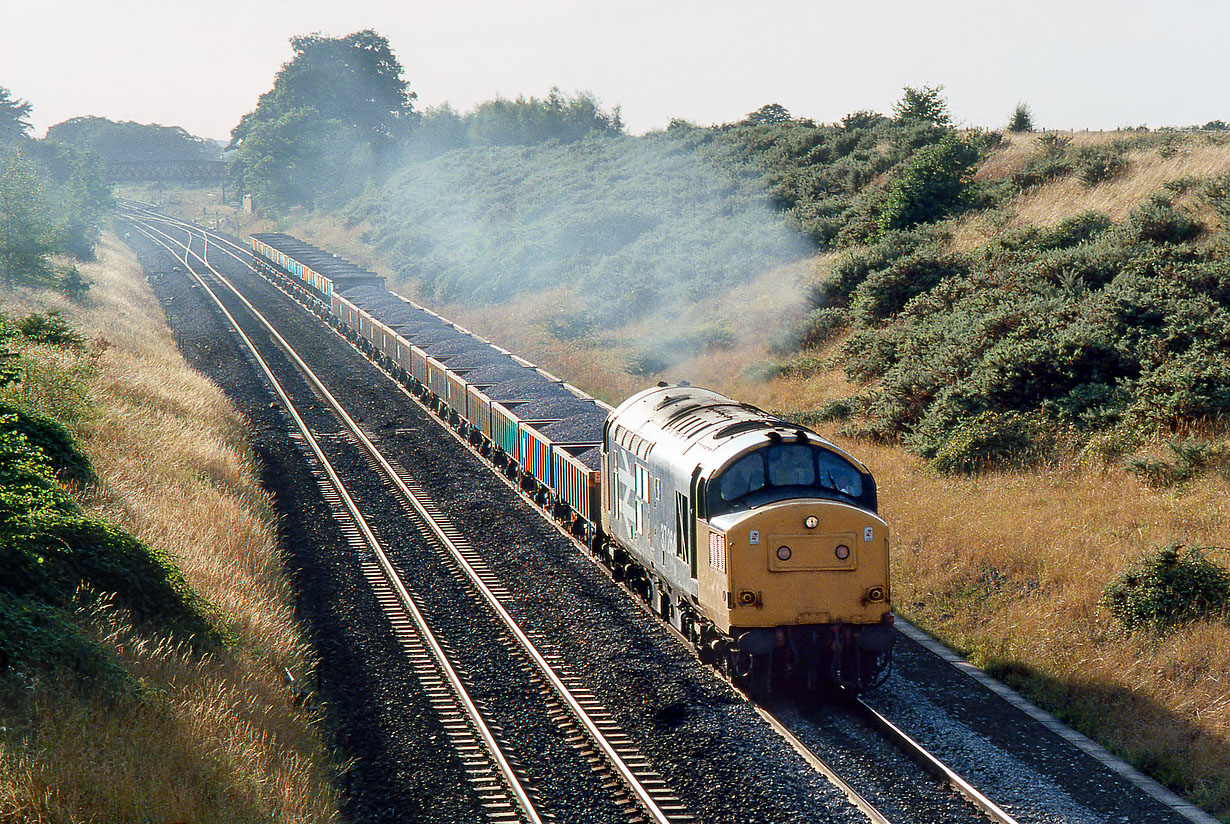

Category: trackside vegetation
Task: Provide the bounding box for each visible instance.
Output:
[0,240,340,821]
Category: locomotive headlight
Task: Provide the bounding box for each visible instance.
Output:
[804,516,819,529]
[835,544,851,560]
[776,545,792,561]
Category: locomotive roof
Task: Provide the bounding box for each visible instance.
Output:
[608,383,870,475]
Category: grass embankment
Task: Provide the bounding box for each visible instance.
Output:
[270,129,1230,818]
[0,235,340,822]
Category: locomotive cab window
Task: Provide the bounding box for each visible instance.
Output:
[707,444,869,517]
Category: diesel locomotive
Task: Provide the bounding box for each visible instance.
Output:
[247,232,895,691]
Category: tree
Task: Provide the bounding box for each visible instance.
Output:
[229,30,416,153]
[892,85,951,127]
[464,88,623,147]
[46,117,218,163]
[878,133,980,231]
[0,87,33,145]
[747,103,792,126]
[0,151,58,287]
[1008,103,1034,133]
[227,30,416,208]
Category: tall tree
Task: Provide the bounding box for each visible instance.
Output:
[0,151,57,286]
[227,30,416,210]
[892,85,951,127]
[0,87,33,144]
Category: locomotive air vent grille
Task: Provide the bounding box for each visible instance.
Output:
[713,420,775,440]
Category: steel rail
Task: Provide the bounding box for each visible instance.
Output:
[122,209,682,824]
[850,696,1021,824]
[124,216,545,824]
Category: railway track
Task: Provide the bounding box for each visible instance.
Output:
[122,209,694,824]
[116,204,1086,824]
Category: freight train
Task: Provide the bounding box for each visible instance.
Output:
[248,233,895,692]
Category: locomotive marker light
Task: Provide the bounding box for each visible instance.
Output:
[804,516,819,529]
[776,545,792,561]
[835,544,851,560]
[737,590,758,606]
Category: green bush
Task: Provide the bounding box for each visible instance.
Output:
[849,252,964,325]
[0,424,223,651]
[1119,197,1202,244]
[626,351,668,376]
[1200,171,1230,229]
[14,311,86,347]
[777,356,827,379]
[1101,544,1230,631]
[1124,438,1230,487]
[813,398,855,421]
[796,307,848,348]
[0,592,131,694]
[878,133,980,231]
[0,404,94,486]
[927,410,1054,474]
[1075,145,1128,185]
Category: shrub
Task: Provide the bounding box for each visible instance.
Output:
[1075,145,1128,185]
[1009,154,1075,190]
[0,592,131,694]
[814,398,855,421]
[0,404,94,486]
[796,307,848,348]
[1043,212,1114,248]
[13,311,85,347]
[626,351,669,376]
[1200,171,1230,229]
[879,134,980,231]
[1125,439,1230,487]
[849,252,964,325]
[1119,197,1202,244]
[0,423,223,649]
[1036,132,1072,154]
[927,410,1055,474]
[1101,544,1230,631]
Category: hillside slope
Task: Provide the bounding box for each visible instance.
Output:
[250,125,1230,819]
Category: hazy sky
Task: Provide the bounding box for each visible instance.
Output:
[4,0,1227,141]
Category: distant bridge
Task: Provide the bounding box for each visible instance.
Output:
[106,159,226,184]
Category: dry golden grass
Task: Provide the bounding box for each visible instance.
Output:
[953,131,1230,250]
[0,235,340,822]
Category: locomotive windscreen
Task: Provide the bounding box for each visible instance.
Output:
[707,443,871,516]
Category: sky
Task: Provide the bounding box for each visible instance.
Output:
[3,0,1227,142]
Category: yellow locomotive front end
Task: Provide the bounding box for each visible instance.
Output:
[700,499,890,631]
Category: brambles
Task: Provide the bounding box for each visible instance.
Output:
[1101,544,1230,631]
